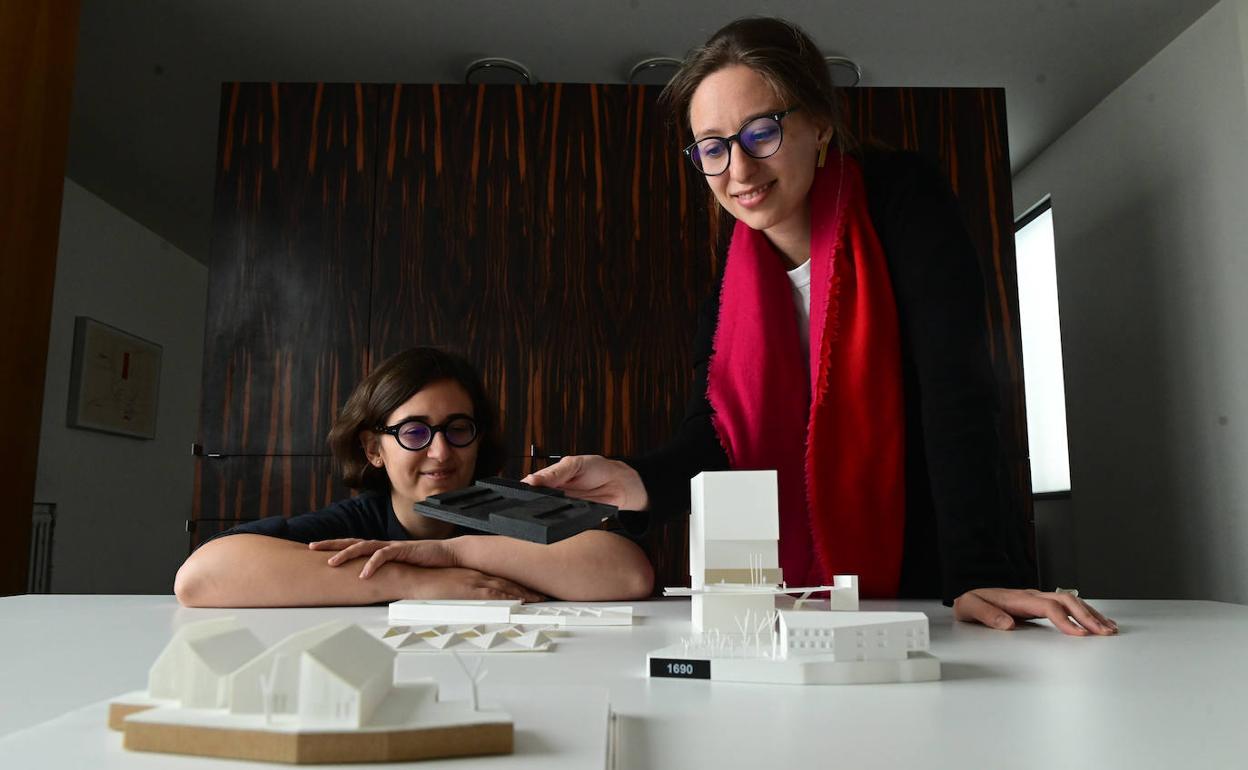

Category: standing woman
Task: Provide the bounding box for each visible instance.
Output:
[527,17,1114,635]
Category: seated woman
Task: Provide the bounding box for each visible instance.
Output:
[175,347,654,607]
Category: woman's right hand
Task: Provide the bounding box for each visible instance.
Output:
[409,566,545,603]
[522,455,650,510]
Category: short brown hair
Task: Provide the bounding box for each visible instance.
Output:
[659,16,853,150]
[327,348,506,492]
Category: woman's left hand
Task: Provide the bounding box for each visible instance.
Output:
[953,587,1118,636]
[310,538,461,578]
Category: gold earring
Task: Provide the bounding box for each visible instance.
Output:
[816,141,830,168]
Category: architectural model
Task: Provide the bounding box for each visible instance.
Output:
[378,623,555,653]
[108,618,513,763]
[389,599,634,627]
[414,477,618,543]
[663,470,858,633]
[648,471,940,685]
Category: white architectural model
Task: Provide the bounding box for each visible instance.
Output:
[664,471,858,633]
[389,599,634,627]
[648,471,940,685]
[378,623,555,653]
[647,608,940,685]
[109,619,513,763]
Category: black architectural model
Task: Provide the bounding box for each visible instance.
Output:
[414,478,619,544]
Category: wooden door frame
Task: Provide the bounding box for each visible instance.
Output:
[0,0,82,595]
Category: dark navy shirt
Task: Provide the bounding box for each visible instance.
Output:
[211,491,411,544]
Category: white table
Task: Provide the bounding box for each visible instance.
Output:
[2,595,1246,768]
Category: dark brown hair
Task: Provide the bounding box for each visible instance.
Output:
[327,347,506,492]
[659,16,853,151]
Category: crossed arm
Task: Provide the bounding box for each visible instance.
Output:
[174,530,654,608]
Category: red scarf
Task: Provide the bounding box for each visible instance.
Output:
[706,152,906,598]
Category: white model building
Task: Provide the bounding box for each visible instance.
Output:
[647,470,940,685]
[666,471,857,633]
[295,623,401,727]
[147,617,265,709]
[778,611,930,661]
[228,621,355,715]
[109,619,513,763]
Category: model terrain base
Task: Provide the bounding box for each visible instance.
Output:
[414,477,618,543]
[646,647,941,685]
[109,697,511,764]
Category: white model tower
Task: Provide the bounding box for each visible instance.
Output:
[690,471,784,633]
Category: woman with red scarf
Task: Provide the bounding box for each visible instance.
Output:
[526,17,1115,636]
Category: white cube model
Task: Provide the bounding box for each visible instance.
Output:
[689,471,784,633]
[691,471,780,589]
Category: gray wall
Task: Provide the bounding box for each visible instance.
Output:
[34,179,208,594]
[1013,0,1248,602]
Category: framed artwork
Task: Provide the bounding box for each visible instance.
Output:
[66,316,163,439]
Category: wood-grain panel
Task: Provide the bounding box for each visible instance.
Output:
[189,455,347,549]
[198,83,376,455]
[526,84,716,589]
[529,84,717,458]
[369,84,534,474]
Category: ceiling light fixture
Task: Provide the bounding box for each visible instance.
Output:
[825,56,862,88]
[464,58,534,85]
[628,57,683,86]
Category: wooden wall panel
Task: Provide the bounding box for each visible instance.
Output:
[844,88,1034,555]
[198,83,376,456]
[369,84,535,475]
[530,84,716,458]
[189,456,346,549]
[527,84,713,588]
[196,82,1030,589]
[0,0,81,595]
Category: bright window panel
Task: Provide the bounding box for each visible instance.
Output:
[1015,205,1072,494]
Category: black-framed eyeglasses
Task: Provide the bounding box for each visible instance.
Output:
[376,414,479,452]
[683,108,799,176]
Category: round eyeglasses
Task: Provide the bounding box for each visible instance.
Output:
[376,415,479,452]
[683,108,798,176]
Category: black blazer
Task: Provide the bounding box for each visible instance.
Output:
[626,150,1036,604]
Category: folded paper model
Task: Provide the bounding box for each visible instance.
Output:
[413,477,619,543]
[389,599,634,627]
[378,623,556,653]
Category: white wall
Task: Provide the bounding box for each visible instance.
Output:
[34,179,207,594]
[1013,0,1248,602]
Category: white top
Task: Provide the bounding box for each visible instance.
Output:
[787,258,812,367]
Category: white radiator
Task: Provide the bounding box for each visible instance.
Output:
[28,503,55,593]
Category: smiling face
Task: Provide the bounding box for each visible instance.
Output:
[688,65,831,262]
[361,378,480,534]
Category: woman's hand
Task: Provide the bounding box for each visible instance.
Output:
[521,455,650,510]
[953,587,1118,636]
[406,566,546,603]
[311,538,459,577]
[309,538,544,602]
